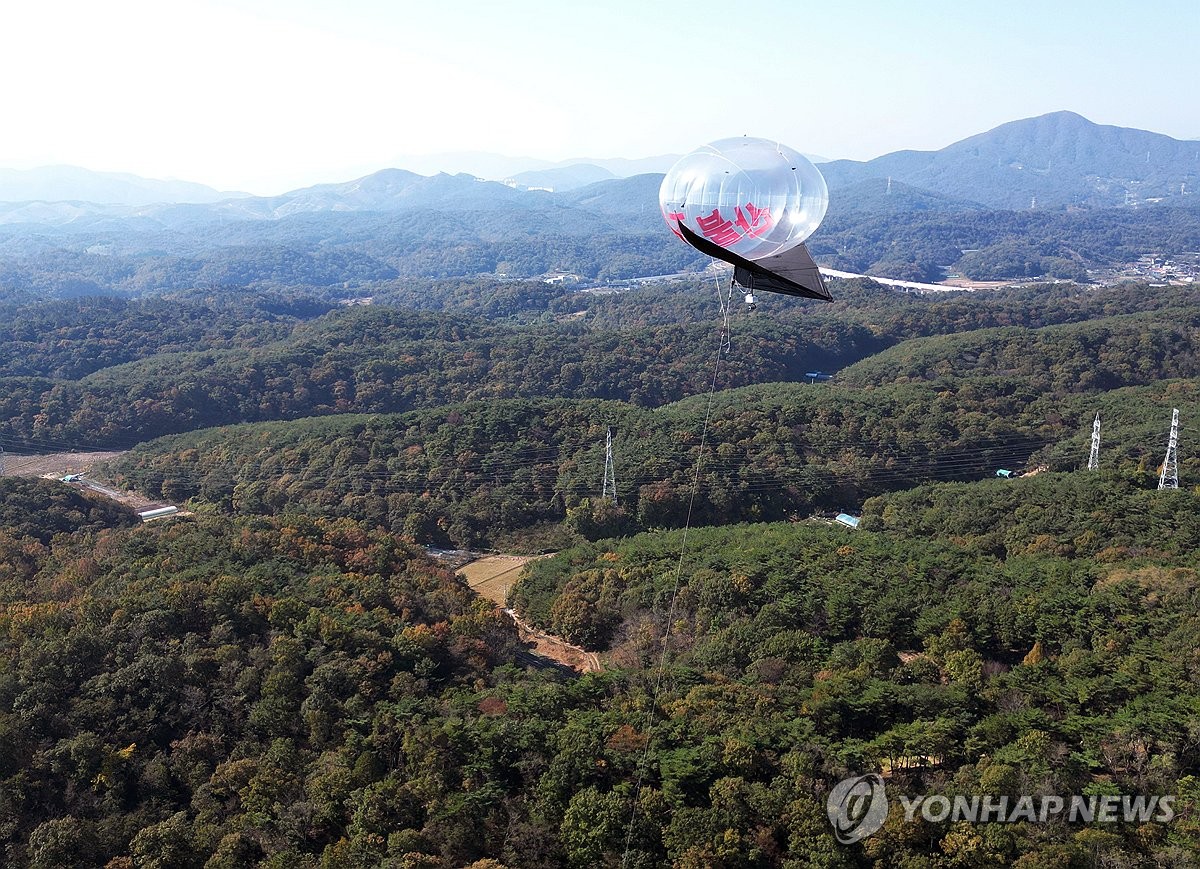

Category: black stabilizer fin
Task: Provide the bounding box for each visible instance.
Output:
[677,222,832,301]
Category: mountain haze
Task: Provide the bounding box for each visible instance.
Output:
[0,166,244,206]
[226,170,544,219]
[1,113,1198,235]
[820,111,1200,208]
[391,152,683,181]
[510,164,616,191]
[824,177,987,216]
[0,171,553,230]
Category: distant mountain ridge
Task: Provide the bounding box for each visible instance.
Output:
[509,164,616,191]
[391,152,683,184]
[0,166,245,206]
[820,111,1200,208]
[1,112,1197,231]
[0,171,552,230]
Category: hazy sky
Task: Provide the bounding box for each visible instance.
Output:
[3,0,1196,194]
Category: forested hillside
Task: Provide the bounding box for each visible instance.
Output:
[3,281,1196,452]
[97,281,1200,549]
[4,474,1199,866]
[104,385,1027,549]
[103,371,1196,551]
[504,474,1200,864]
[4,240,1200,866]
[0,476,137,544]
[0,497,533,867]
[0,305,882,448]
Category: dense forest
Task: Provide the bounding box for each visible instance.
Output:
[4,233,1200,866]
[2,281,1198,452]
[3,473,1198,866]
[505,473,1200,865]
[94,281,1200,549]
[0,488,529,867]
[103,371,1196,551]
[0,477,137,544]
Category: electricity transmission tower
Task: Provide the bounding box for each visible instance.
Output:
[1159,408,1179,490]
[601,427,618,503]
[1088,413,1101,470]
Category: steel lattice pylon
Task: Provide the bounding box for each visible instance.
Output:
[601,426,618,503]
[1159,408,1180,490]
[1088,412,1101,470]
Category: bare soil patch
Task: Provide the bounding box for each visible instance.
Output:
[1,451,124,478]
[457,554,602,674]
[507,611,602,674]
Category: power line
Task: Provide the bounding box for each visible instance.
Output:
[82,436,1049,499]
[50,431,1052,501]
[7,397,1171,510]
[622,273,733,868]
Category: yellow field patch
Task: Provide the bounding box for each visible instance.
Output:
[457,555,536,606]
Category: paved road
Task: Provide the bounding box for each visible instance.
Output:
[818,267,974,293]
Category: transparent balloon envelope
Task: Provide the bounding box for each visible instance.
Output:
[659,136,828,260]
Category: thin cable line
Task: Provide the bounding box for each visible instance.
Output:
[621,271,732,866]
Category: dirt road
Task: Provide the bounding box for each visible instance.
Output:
[457,554,602,674]
[2,451,171,513]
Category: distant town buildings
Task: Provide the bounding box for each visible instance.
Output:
[1090,253,1200,285]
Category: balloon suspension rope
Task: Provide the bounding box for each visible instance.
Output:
[621,268,733,866]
